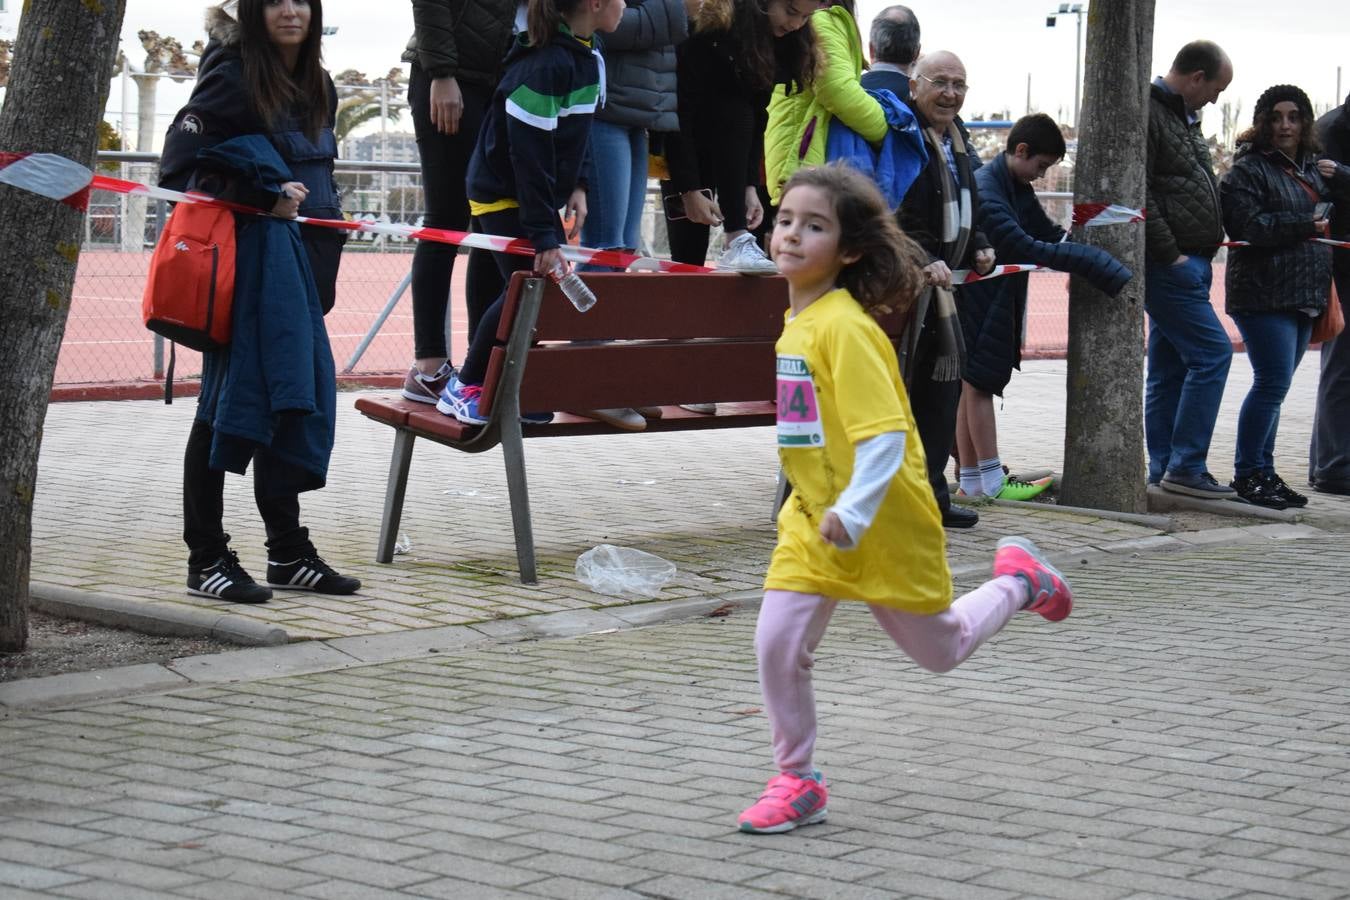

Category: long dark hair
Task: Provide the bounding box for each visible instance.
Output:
[779,164,927,318]
[236,0,329,139]
[703,0,817,93]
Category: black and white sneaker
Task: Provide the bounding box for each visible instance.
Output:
[188,551,273,604]
[267,555,361,594]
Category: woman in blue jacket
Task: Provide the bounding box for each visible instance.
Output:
[160,0,359,603]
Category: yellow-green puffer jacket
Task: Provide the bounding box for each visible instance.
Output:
[764,5,887,204]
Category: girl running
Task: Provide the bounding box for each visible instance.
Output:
[739,164,1073,834]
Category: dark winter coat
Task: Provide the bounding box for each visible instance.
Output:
[895,110,991,268]
[1146,82,1224,264]
[402,0,517,87]
[1220,144,1350,316]
[959,154,1133,395]
[1316,94,1350,277]
[663,15,770,194]
[194,137,336,496]
[597,0,689,132]
[160,6,340,219]
[467,30,600,252]
[859,65,910,103]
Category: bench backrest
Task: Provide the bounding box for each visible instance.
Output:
[476,272,913,417]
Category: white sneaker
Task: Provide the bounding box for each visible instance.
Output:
[717,233,778,275]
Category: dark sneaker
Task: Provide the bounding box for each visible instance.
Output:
[267,555,361,595]
[1160,471,1237,498]
[401,363,454,405]
[188,551,272,604]
[941,504,979,528]
[993,536,1072,621]
[1311,477,1350,496]
[520,410,555,425]
[1230,473,1288,510]
[1264,472,1307,508]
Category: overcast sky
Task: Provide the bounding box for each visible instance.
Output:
[4,1,1347,149]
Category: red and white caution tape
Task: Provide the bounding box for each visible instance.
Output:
[0,152,94,211]
[1,152,712,272]
[1222,237,1350,250]
[1072,203,1146,228]
[950,264,1042,285]
[85,172,713,273]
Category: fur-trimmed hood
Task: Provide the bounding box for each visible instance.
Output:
[205,3,240,48]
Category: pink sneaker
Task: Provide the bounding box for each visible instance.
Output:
[738,770,828,834]
[993,536,1073,621]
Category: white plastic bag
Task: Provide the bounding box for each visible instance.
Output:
[575,544,676,598]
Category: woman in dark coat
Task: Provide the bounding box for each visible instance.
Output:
[160,0,359,602]
[1220,84,1350,508]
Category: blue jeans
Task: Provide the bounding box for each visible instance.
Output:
[1144,256,1233,482]
[1231,311,1312,477]
[581,120,648,256]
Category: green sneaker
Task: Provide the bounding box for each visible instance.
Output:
[996,476,1054,501]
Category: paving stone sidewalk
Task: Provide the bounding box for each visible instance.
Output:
[2,532,1349,898]
[32,358,1263,642]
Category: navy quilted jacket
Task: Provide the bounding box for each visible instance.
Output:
[195,137,336,497]
[959,154,1132,394]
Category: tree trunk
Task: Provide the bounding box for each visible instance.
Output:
[1059,2,1155,512]
[0,0,128,652]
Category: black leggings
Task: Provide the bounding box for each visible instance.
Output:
[182,230,336,568]
[663,96,757,266]
[457,207,543,386]
[408,66,503,359]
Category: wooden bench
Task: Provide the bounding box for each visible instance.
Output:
[355,271,805,583]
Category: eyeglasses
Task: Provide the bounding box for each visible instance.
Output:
[916,74,969,95]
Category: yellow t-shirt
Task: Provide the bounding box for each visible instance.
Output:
[765,288,952,612]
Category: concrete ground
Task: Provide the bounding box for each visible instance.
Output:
[4,352,1349,897]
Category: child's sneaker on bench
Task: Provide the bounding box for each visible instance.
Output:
[437,375,489,425]
[267,554,361,594]
[401,362,454,405]
[718,232,778,275]
[188,550,272,604]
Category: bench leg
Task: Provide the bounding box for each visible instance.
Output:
[500,422,537,584]
[376,429,415,564]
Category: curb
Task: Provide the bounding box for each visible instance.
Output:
[2,588,763,710]
[8,523,1333,710]
[28,583,289,647]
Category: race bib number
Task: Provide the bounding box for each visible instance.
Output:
[776,355,824,447]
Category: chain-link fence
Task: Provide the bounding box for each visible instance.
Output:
[61,150,1233,391]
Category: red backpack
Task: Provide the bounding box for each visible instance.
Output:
[142,202,236,352]
[142,202,237,402]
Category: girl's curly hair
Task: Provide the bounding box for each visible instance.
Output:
[778,164,927,319]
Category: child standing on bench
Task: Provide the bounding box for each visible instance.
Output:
[738,164,1074,835]
[436,0,629,429]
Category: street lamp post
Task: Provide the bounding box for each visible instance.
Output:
[1045,3,1086,127]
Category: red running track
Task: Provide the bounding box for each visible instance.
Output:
[58,250,1238,395]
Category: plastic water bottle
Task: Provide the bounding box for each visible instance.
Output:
[551,262,597,312]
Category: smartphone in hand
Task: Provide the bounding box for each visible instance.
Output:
[663,188,713,222]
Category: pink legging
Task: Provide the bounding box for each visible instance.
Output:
[756,576,1028,774]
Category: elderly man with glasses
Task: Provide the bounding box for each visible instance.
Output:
[890,50,994,529]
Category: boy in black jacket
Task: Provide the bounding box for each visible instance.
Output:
[955,113,1132,500]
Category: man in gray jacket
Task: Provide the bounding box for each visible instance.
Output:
[1144,40,1234,498]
